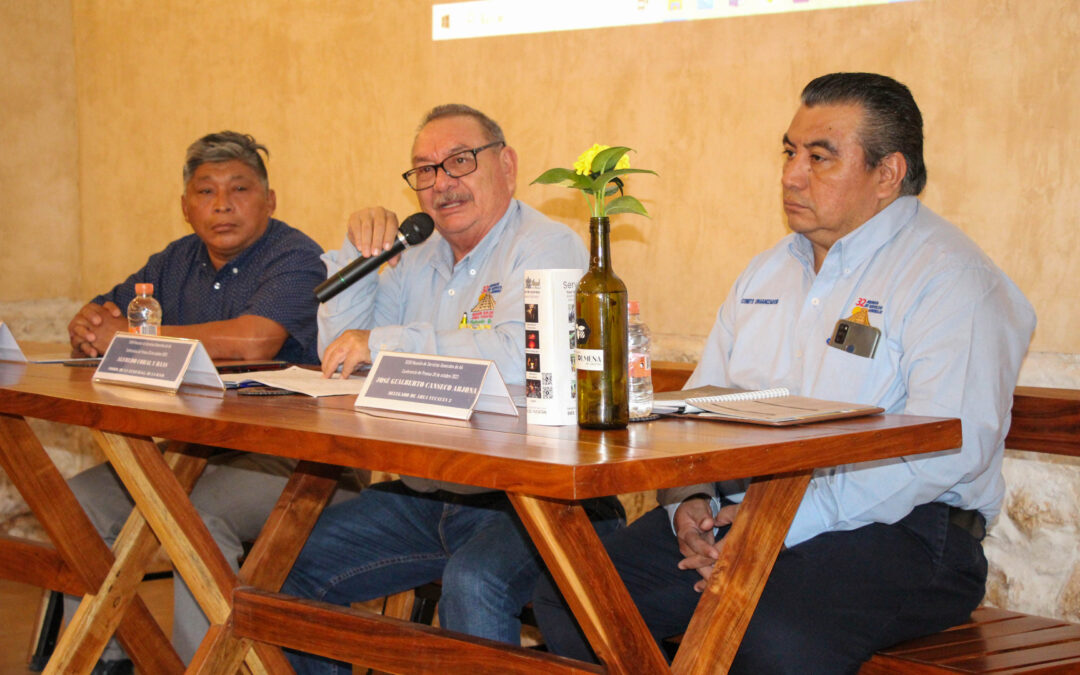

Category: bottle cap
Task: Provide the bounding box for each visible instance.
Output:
[135,283,154,296]
[628,300,640,314]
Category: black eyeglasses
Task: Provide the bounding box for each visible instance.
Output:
[402,141,505,191]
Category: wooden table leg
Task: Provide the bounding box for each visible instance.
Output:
[94,431,279,675]
[0,414,182,675]
[50,439,211,674]
[671,471,812,675]
[508,493,671,675]
[238,461,343,590]
[188,460,342,674]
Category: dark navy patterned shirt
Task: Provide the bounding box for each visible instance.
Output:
[93,218,324,365]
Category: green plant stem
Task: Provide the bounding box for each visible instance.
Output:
[592,183,607,218]
[583,190,600,218]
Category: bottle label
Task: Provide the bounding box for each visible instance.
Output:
[629,352,651,378]
[576,348,604,371]
[130,325,159,336]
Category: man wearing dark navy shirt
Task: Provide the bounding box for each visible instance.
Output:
[63,132,351,673]
[68,132,323,364]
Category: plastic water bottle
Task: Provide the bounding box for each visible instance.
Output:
[127,283,162,335]
[627,300,653,419]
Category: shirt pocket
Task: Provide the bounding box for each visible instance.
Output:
[813,342,899,405]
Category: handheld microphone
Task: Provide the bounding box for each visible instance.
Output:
[314,212,435,303]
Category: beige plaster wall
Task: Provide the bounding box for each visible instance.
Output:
[0,0,79,302]
[52,0,1077,353]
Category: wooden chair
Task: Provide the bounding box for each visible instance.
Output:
[26,585,63,671]
[27,563,173,671]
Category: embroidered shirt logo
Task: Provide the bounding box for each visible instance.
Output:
[854,297,883,314]
[740,298,779,305]
[462,283,501,330]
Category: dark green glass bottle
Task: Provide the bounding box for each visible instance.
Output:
[575,216,629,429]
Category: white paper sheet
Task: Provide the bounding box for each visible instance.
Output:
[221,365,367,397]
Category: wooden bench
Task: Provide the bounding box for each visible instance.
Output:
[860,606,1080,674]
[652,364,1080,673]
[860,386,1080,673]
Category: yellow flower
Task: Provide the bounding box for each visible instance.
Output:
[573,143,630,175]
[573,144,605,175]
[532,144,652,219]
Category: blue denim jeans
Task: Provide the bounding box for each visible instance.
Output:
[282,480,624,675]
[532,502,987,674]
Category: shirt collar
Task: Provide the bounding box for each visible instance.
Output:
[198,218,279,273]
[429,199,519,274]
[788,196,919,274]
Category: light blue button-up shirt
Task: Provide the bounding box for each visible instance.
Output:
[663,197,1035,547]
[319,199,588,387]
[319,199,588,495]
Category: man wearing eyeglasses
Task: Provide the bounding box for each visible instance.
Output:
[313,105,557,379]
[282,104,624,673]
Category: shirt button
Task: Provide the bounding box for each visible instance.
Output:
[213,282,221,290]
[448,289,455,296]
[469,269,477,276]
[232,267,239,275]
[811,297,820,306]
[844,268,851,275]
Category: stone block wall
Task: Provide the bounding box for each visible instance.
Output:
[985,352,1080,620]
[0,299,100,538]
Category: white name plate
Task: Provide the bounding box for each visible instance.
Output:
[356,351,517,420]
[93,334,224,393]
[0,323,102,365]
[0,322,28,363]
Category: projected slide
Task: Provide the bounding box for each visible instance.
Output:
[433,0,914,40]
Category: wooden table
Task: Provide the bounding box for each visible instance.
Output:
[0,361,962,674]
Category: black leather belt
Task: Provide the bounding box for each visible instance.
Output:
[948,506,986,541]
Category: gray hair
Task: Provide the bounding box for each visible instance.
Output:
[183,131,270,188]
[801,73,926,196]
[418,104,506,145]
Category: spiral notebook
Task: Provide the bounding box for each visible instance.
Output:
[655,386,883,426]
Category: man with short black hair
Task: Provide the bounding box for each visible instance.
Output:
[69,131,320,362]
[533,73,1036,673]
